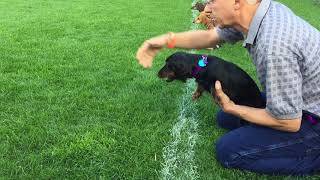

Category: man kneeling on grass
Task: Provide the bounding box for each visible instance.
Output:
[136,0,320,175]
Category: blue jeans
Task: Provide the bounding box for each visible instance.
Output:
[215,93,320,175]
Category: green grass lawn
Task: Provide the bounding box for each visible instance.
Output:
[0,0,319,179]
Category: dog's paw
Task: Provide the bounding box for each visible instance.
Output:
[192,92,201,100]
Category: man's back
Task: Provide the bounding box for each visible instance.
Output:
[252,0,320,118]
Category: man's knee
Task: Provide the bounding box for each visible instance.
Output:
[215,133,244,168]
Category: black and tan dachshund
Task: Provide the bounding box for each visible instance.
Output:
[158,52,266,108]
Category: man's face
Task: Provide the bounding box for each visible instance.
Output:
[206,0,236,28]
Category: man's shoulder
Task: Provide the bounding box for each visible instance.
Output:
[261,1,299,30]
[256,2,301,53]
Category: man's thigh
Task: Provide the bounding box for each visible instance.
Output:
[215,120,320,167]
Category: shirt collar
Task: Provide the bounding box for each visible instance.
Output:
[242,0,271,47]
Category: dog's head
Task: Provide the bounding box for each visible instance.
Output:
[158,52,195,82]
[193,11,210,24]
[193,11,216,29]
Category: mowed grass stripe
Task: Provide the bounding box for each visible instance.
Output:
[161,1,202,178]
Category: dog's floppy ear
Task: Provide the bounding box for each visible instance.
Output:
[167,63,176,72]
[183,63,194,76]
[191,2,199,10]
[174,61,194,77]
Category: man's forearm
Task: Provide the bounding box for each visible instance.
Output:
[229,104,301,132]
[173,29,221,49]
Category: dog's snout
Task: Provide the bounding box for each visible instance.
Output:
[158,71,163,78]
[158,69,166,78]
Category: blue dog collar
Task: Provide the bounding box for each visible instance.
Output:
[192,55,208,77]
[198,55,208,67]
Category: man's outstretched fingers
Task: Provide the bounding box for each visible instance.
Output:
[136,43,153,68]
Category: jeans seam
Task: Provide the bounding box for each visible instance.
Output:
[227,134,319,166]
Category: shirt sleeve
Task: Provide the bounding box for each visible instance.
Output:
[216,27,244,44]
[264,54,303,120]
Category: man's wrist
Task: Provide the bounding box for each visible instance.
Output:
[166,32,176,48]
[226,103,240,116]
